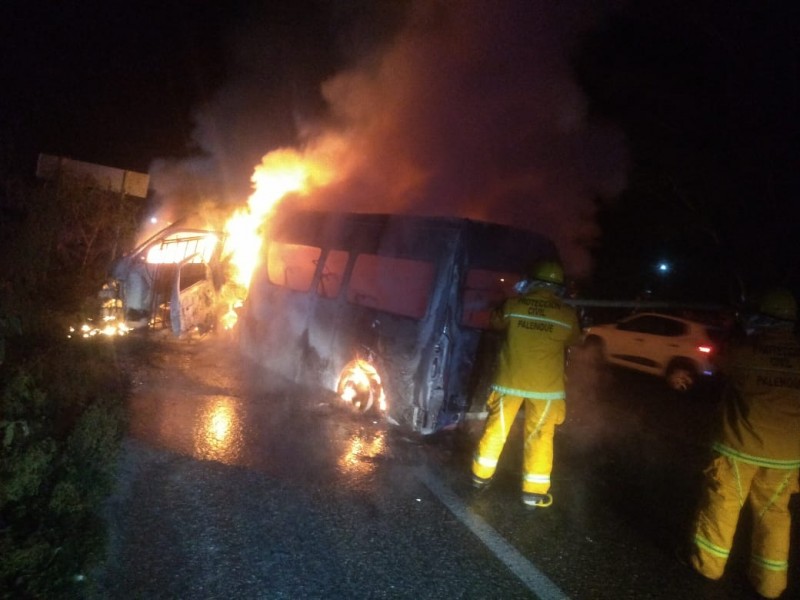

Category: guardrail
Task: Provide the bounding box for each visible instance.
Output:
[564,299,730,311]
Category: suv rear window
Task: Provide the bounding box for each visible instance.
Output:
[619,315,687,336]
[660,318,686,337]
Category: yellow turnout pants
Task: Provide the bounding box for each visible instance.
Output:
[472,391,565,494]
[691,454,799,599]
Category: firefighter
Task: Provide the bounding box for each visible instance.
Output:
[690,288,800,599]
[471,259,580,508]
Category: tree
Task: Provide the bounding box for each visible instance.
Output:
[0,171,144,325]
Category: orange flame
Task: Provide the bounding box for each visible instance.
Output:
[220,148,335,328]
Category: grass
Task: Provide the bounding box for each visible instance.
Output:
[1,332,133,599]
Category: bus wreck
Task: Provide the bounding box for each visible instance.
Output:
[239,208,559,435]
[108,217,226,336]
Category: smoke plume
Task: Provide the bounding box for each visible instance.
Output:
[150,0,628,276]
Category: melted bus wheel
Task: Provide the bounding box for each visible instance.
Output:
[336,359,386,415]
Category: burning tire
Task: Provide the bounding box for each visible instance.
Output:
[336,359,386,415]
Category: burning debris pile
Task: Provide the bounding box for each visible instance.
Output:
[67,281,129,339]
[67,318,130,339]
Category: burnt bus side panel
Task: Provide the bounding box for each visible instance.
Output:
[410,240,463,433]
[239,266,317,389]
[335,306,433,429]
[242,210,462,431]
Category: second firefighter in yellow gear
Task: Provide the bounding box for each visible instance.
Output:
[471,260,580,507]
[690,288,800,599]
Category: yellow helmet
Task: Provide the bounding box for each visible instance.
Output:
[758,288,797,321]
[530,260,565,285]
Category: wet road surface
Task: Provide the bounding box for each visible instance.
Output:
[89,335,799,599]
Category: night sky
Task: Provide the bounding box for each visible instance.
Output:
[1,0,797,302]
[0,0,344,172]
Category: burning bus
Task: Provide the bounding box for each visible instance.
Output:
[105,202,560,435]
[238,207,559,435]
[102,140,560,434]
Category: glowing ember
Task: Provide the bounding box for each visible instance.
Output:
[220,148,335,328]
[220,307,239,330]
[68,316,130,339]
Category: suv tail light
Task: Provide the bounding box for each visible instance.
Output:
[697,345,712,354]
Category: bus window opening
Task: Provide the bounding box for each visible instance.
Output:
[347,254,435,319]
[461,269,521,329]
[267,242,322,292]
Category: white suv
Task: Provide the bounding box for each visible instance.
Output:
[582,312,723,392]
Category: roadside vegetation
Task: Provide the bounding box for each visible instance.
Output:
[1,169,144,598]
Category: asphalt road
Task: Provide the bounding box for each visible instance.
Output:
[87,335,799,599]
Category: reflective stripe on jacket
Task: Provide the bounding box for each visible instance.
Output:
[490,287,580,397]
[716,328,800,467]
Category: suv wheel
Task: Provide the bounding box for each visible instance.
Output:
[665,360,697,392]
[582,336,606,365]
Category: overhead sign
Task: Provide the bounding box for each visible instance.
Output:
[36,154,149,198]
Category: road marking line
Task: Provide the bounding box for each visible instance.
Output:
[415,466,570,600]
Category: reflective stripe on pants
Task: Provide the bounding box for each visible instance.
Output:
[472,390,565,494]
[691,454,799,599]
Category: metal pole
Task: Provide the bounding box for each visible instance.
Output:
[111,170,127,262]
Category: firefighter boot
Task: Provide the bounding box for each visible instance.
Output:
[471,474,492,492]
[522,492,553,509]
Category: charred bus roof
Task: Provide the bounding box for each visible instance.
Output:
[267,208,558,270]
